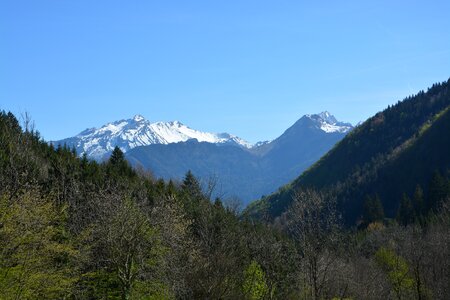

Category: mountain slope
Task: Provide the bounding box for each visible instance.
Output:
[255,112,352,185]
[126,112,353,204]
[53,115,251,160]
[245,79,450,223]
[127,140,262,201]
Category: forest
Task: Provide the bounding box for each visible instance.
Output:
[0,95,449,299]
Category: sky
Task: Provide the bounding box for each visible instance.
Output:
[1,1,450,143]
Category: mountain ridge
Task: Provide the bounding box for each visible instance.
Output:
[54,111,353,160]
[245,79,450,223]
[53,114,252,160]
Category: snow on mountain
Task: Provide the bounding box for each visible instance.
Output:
[305,111,353,133]
[54,115,252,160]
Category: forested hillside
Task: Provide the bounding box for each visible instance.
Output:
[1,106,450,299]
[246,79,450,225]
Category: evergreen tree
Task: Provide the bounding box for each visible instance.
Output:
[363,194,384,224]
[107,146,134,178]
[166,179,177,196]
[428,171,448,211]
[397,193,415,225]
[412,185,425,220]
[182,170,203,199]
[109,146,126,166]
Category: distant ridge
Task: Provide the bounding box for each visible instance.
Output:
[53,115,251,160]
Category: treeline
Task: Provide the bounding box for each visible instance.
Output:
[274,188,450,300]
[361,170,450,227]
[1,110,450,299]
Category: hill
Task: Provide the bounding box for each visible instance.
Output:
[246,79,450,224]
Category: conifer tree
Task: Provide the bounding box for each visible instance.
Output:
[397,193,415,225]
[412,185,425,220]
[363,194,384,224]
[428,171,448,211]
[182,170,203,200]
[107,146,134,179]
[109,146,125,166]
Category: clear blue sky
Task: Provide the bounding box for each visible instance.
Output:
[1,1,449,143]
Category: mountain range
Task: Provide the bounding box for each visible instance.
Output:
[54,112,353,204]
[54,114,252,161]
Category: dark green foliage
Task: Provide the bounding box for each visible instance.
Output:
[109,146,125,165]
[181,169,203,199]
[412,185,425,220]
[397,193,415,226]
[363,194,385,224]
[107,146,136,180]
[428,171,449,212]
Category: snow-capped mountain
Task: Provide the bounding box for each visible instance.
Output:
[126,111,354,204]
[305,111,353,133]
[53,115,252,160]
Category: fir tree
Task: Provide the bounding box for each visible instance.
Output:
[363,194,384,224]
[109,146,125,166]
[182,170,203,199]
[428,171,448,211]
[412,185,425,220]
[397,193,415,226]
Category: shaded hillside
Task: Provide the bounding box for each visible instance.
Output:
[246,79,450,223]
[126,140,264,201]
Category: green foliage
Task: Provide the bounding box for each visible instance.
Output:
[130,281,174,299]
[0,192,79,299]
[428,170,449,211]
[242,261,269,300]
[375,247,414,299]
[96,197,162,300]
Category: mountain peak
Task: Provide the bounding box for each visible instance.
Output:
[132,114,145,122]
[317,111,338,123]
[54,116,252,160]
[304,112,353,133]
